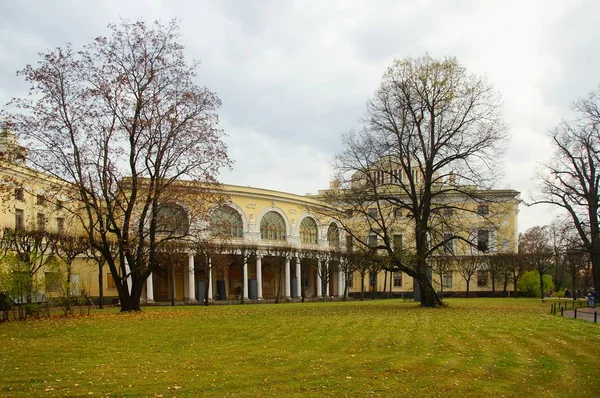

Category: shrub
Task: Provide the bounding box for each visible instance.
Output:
[518,270,554,297]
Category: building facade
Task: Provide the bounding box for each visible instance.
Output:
[0,130,520,304]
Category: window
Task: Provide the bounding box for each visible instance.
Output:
[393,234,403,252]
[477,229,489,252]
[442,273,453,289]
[412,169,419,183]
[443,233,454,254]
[45,271,61,292]
[347,273,354,288]
[369,272,377,287]
[368,234,377,248]
[368,208,377,218]
[57,217,65,234]
[477,205,489,216]
[71,273,80,296]
[36,213,46,230]
[394,208,402,218]
[210,206,243,238]
[393,272,402,287]
[346,235,353,252]
[36,194,45,206]
[477,270,489,287]
[260,211,286,241]
[391,169,403,183]
[14,188,24,201]
[443,208,453,217]
[15,209,24,230]
[327,223,340,247]
[156,204,189,236]
[107,273,116,289]
[56,200,65,210]
[299,217,318,244]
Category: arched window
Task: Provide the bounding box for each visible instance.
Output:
[299,217,318,244]
[210,206,243,238]
[156,204,189,236]
[260,211,286,241]
[328,223,340,247]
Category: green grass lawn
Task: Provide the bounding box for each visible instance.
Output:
[0,298,599,397]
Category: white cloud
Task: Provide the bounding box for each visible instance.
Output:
[1,0,599,233]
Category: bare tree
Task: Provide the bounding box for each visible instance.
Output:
[6,20,231,311]
[430,255,454,299]
[536,85,600,292]
[53,233,90,314]
[325,54,508,307]
[0,227,57,317]
[519,226,554,300]
[455,256,480,298]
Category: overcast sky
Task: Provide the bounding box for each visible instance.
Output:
[1,0,598,233]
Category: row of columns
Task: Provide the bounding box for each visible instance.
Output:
[144,253,346,303]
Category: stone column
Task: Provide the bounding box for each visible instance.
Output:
[188,253,196,302]
[325,263,330,297]
[285,257,291,299]
[124,257,132,295]
[256,254,263,300]
[146,273,155,303]
[207,257,213,300]
[338,267,344,297]
[316,259,322,298]
[243,259,249,300]
[295,256,301,299]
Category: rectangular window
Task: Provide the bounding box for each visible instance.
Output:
[393,272,402,287]
[107,273,116,289]
[368,208,377,218]
[15,209,24,230]
[477,205,489,216]
[394,208,402,218]
[71,273,80,296]
[346,235,353,252]
[45,271,61,292]
[347,273,354,289]
[477,270,489,287]
[14,188,24,201]
[393,234,403,252]
[442,273,452,289]
[443,233,454,254]
[369,272,377,288]
[57,217,65,234]
[36,194,46,206]
[368,235,377,248]
[37,213,46,230]
[56,200,65,209]
[477,229,489,252]
[443,208,453,217]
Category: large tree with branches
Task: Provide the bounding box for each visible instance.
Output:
[5,20,230,311]
[536,86,600,292]
[325,54,508,307]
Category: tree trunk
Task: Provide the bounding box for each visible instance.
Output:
[466,277,471,298]
[382,271,388,298]
[360,273,365,301]
[170,264,176,307]
[98,261,104,309]
[419,277,443,307]
[66,268,72,314]
[343,275,348,301]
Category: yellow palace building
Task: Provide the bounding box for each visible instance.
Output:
[0,129,520,304]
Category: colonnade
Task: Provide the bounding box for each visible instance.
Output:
[144,252,346,303]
